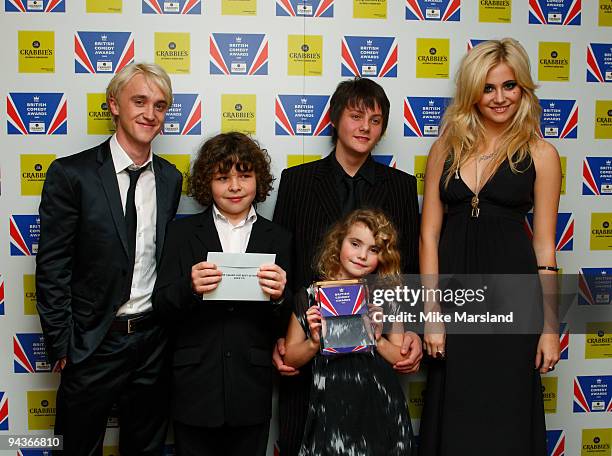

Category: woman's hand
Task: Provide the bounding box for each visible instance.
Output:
[424,321,446,359]
[535,332,560,373]
[306,305,322,345]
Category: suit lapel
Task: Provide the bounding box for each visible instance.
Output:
[153,156,170,263]
[193,208,223,253]
[97,140,129,257]
[313,154,341,223]
[246,216,272,253]
[364,163,389,209]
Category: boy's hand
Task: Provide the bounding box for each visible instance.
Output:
[191,262,222,295]
[257,264,286,300]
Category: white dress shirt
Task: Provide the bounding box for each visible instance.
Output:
[212,204,257,254]
[110,134,157,316]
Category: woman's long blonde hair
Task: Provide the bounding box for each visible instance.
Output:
[441,38,541,187]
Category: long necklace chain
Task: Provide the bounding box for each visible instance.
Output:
[471,152,494,218]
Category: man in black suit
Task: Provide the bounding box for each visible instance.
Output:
[272,77,422,455]
[36,63,182,455]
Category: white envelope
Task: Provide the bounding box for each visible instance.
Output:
[204,252,276,301]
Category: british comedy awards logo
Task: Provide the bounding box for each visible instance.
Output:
[275,95,331,136]
[276,0,333,17]
[210,33,268,76]
[529,0,581,25]
[574,375,612,413]
[583,157,612,195]
[342,36,397,78]
[0,392,7,430]
[587,43,612,83]
[539,99,578,139]
[75,31,134,74]
[546,429,566,456]
[6,0,64,12]
[10,215,40,256]
[404,97,451,137]
[405,0,460,21]
[142,0,201,14]
[14,333,58,373]
[7,93,67,135]
[162,94,201,135]
[578,268,611,306]
[525,212,574,251]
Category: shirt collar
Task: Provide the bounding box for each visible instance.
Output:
[110,134,154,174]
[212,204,257,228]
[331,149,375,185]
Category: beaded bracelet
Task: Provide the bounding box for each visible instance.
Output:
[537,266,559,272]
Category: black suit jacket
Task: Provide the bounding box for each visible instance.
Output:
[35,139,183,364]
[152,208,292,427]
[273,152,420,289]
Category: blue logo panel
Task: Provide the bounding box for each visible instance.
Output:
[529,0,581,25]
[524,212,573,251]
[405,0,460,21]
[163,94,202,135]
[583,157,612,196]
[142,0,201,14]
[7,93,67,135]
[275,95,331,136]
[75,31,134,74]
[573,375,612,413]
[10,215,40,256]
[341,36,397,78]
[13,333,56,373]
[5,0,64,12]
[210,33,268,76]
[587,43,612,83]
[276,0,333,17]
[403,97,451,137]
[539,99,578,139]
[578,268,612,306]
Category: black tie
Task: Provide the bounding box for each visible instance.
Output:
[123,166,146,303]
[342,175,356,216]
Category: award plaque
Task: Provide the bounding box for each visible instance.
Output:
[314,279,375,355]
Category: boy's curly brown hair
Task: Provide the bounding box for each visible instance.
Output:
[188,132,274,206]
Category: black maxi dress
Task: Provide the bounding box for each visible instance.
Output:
[419,158,547,456]
[294,288,414,456]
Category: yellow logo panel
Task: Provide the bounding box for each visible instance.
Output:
[595,100,612,139]
[87,93,115,136]
[407,381,426,419]
[222,0,256,15]
[221,94,257,135]
[600,0,612,26]
[541,376,558,414]
[560,156,567,195]
[288,35,323,76]
[86,0,122,12]
[479,0,512,22]
[585,322,612,359]
[353,0,387,19]
[21,154,55,196]
[158,154,191,194]
[24,274,37,315]
[414,155,427,195]
[287,154,321,168]
[538,42,570,82]
[104,446,120,456]
[18,31,54,73]
[416,38,450,79]
[581,428,612,456]
[27,390,56,430]
[590,212,612,250]
[155,32,190,74]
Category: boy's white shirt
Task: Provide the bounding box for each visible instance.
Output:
[212,204,257,253]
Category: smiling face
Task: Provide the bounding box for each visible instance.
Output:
[108,73,168,158]
[476,62,523,130]
[337,222,380,279]
[211,164,257,225]
[333,104,384,160]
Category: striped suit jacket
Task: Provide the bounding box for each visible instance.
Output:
[273,152,420,290]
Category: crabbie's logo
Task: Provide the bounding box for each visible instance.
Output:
[23,273,37,315]
[20,154,55,196]
[74,31,134,74]
[221,94,256,135]
[581,429,612,455]
[407,381,426,419]
[585,322,612,359]
[405,0,460,21]
[286,154,321,168]
[478,0,511,23]
[538,99,578,139]
[158,154,190,194]
[162,94,201,135]
[86,0,121,12]
[275,95,331,136]
[18,31,54,73]
[276,0,334,17]
[6,0,65,12]
[524,212,574,251]
[403,97,451,137]
[601,0,612,26]
[587,43,612,83]
[341,36,397,78]
[590,213,612,250]
[353,0,386,18]
[154,32,190,74]
[14,333,59,373]
[578,268,611,306]
[541,376,558,414]
[142,0,201,14]
[546,429,566,456]
[529,0,581,25]
[87,93,114,135]
[288,35,322,76]
[538,42,571,82]
[210,33,268,76]
[574,375,612,413]
[583,157,612,196]
[26,390,56,430]
[7,92,67,135]
[595,100,612,139]
[10,215,40,256]
[416,39,449,78]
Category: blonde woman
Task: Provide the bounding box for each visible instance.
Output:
[419,38,561,455]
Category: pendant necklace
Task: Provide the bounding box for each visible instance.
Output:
[471,152,494,218]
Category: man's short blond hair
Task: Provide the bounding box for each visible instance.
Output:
[106,62,173,115]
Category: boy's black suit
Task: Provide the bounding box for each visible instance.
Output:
[152,207,292,428]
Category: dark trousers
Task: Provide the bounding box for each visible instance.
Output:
[278,370,312,456]
[54,323,169,455]
[174,420,270,456]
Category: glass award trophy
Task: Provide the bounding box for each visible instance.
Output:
[314,279,375,355]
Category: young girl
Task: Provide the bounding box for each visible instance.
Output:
[284,209,413,456]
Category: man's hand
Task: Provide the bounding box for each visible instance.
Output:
[191,262,222,295]
[393,331,422,373]
[272,338,300,376]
